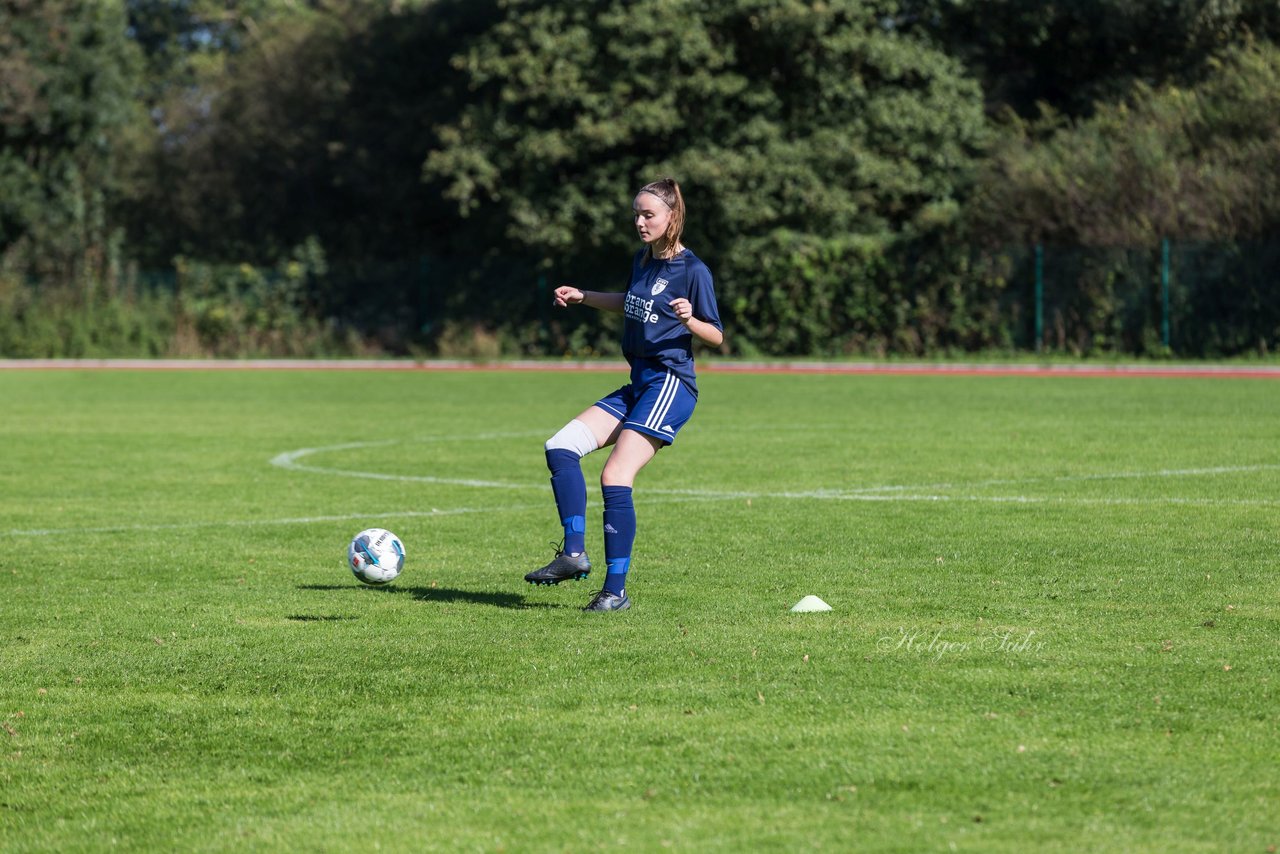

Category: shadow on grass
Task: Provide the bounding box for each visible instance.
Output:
[298,584,563,610]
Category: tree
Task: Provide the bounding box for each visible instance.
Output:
[919,0,1280,118]
[419,0,989,354]
[0,1,141,278]
[424,0,986,271]
[967,40,1280,247]
[117,0,499,266]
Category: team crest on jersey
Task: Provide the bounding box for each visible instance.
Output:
[651,278,669,296]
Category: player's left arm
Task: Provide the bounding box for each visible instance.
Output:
[668,298,724,348]
[669,265,724,348]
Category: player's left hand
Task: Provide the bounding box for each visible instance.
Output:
[669,298,693,324]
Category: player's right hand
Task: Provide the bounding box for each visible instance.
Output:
[553,286,584,307]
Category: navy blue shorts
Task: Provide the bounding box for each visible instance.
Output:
[593,363,698,446]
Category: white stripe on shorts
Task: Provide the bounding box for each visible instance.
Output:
[644,372,680,431]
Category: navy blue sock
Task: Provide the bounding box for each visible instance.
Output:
[546,449,587,554]
[601,485,635,596]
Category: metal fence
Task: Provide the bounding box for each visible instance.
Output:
[7,240,1278,359]
[1004,241,1279,357]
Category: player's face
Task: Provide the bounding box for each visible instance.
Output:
[633,192,672,247]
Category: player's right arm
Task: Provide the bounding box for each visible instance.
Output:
[554,286,625,314]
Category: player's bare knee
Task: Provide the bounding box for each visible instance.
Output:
[600,461,637,488]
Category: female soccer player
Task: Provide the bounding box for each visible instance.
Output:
[525,178,724,611]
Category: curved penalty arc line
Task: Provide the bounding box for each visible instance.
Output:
[269,432,549,491]
[268,437,1280,504]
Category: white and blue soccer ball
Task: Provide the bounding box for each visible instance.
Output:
[347,528,405,586]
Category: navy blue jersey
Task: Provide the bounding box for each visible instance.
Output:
[620,248,722,397]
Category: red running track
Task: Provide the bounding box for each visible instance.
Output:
[1,358,1279,379]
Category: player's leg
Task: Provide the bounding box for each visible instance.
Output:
[546,406,621,554]
[585,371,697,612]
[525,404,622,585]
[585,429,662,611]
[600,427,662,488]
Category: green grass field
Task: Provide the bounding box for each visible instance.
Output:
[1,367,1277,852]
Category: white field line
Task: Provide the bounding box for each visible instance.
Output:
[271,439,1280,500]
[6,440,1276,539]
[1,506,543,538]
[268,432,550,490]
[836,463,1280,495]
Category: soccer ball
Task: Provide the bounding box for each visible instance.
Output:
[347,528,405,586]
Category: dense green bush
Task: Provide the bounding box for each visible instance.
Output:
[0,279,172,359]
[713,229,1017,357]
[167,239,354,357]
[3,236,1276,359]
[0,240,364,358]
